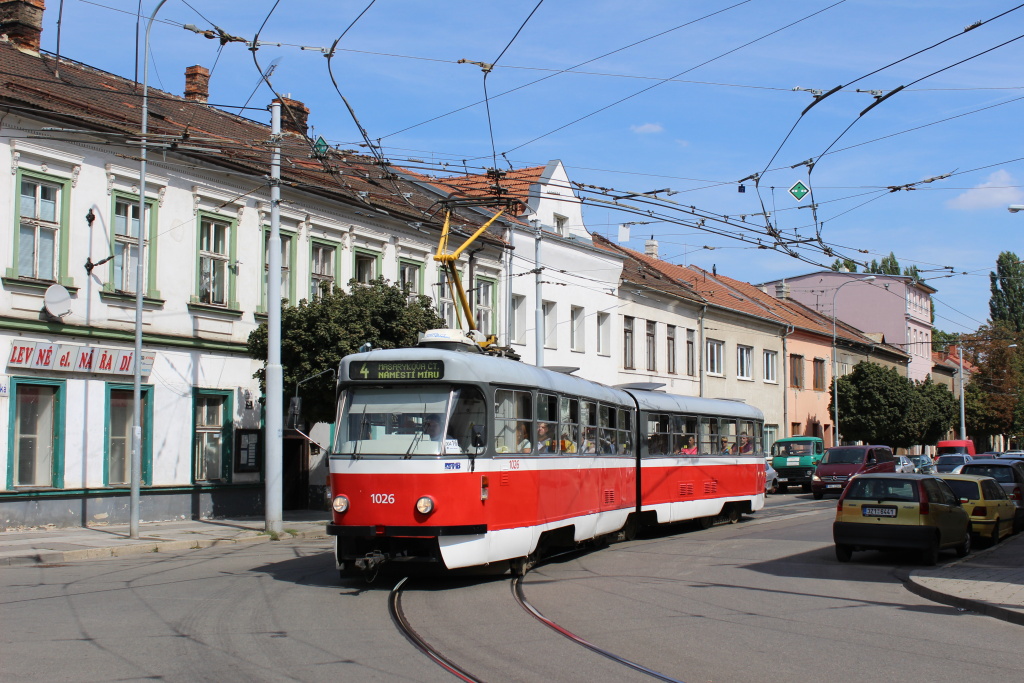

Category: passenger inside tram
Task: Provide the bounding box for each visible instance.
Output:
[680,435,698,454]
[515,422,532,453]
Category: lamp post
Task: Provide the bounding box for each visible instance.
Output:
[957,344,966,440]
[831,275,875,447]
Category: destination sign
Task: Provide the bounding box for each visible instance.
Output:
[351,360,444,381]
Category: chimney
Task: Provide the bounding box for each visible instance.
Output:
[184,65,210,104]
[0,0,45,53]
[775,280,790,299]
[274,96,310,137]
[644,236,658,259]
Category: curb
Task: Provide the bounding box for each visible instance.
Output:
[1,526,329,567]
[904,573,1024,627]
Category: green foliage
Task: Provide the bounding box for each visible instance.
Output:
[989,251,1024,333]
[963,322,1022,442]
[830,258,859,273]
[866,252,900,275]
[931,329,960,353]
[903,264,920,282]
[248,277,445,424]
[832,362,957,448]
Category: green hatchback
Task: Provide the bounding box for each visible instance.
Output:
[833,473,971,565]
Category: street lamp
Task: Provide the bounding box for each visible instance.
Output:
[1008,205,1024,213]
[832,275,876,446]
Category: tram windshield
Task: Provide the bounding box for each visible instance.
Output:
[332,385,486,457]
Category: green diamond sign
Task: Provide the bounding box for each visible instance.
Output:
[788,180,810,201]
[312,136,330,159]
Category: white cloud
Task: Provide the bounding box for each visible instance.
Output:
[630,122,663,134]
[946,169,1024,210]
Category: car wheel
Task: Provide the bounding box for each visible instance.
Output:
[921,537,940,566]
[767,479,778,495]
[835,544,853,562]
[989,521,1001,547]
[812,491,823,500]
[778,483,788,494]
[955,530,971,558]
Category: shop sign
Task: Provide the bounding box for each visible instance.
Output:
[6,340,155,376]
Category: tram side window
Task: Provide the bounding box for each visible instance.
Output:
[536,393,560,453]
[677,415,699,454]
[617,408,633,454]
[647,413,671,455]
[494,389,533,453]
[559,397,579,453]
[599,404,616,454]
[738,419,757,454]
[451,387,487,453]
[581,401,599,453]
[719,419,737,454]
[700,416,716,455]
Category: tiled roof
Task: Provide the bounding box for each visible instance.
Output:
[0,40,508,244]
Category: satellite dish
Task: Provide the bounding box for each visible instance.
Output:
[43,284,72,318]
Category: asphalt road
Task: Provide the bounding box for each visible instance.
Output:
[3,496,1022,682]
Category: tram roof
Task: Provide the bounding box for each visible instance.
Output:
[628,390,764,421]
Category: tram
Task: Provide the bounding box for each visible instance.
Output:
[326,329,766,577]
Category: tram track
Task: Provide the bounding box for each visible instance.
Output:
[389,571,686,683]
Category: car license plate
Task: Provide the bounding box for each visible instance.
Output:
[778,477,788,483]
[787,458,800,466]
[862,506,897,517]
[827,484,842,488]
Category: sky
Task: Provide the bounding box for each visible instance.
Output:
[36,0,1024,335]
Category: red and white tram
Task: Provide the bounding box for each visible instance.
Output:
[327,334,766,576]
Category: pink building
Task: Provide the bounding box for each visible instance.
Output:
[761,272,936,382]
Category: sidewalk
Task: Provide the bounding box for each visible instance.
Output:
[3,514,1023,627]
[0,511,330,566]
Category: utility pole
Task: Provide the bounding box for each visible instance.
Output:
[533,220,543,367]
[265,101,283,534]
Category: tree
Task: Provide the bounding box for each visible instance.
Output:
[963,322,1022,443]
[989,251,1024,333]
[866,252,900,275]
[931,329,960,353]
[248,277,445,424]
[903,264,920,282]
[831,362,956,448]
[830,258,858,273]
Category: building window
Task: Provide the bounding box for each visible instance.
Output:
[310,243,336,300]
[106,385,152,486]
[511,294,526,343]
[763,350,778,383]
[646,321,657,372]
[194,391,232,482]
[10,381,64,488]
[354,250,378,284]
[597,312,610,356]
[687,329,696,376]
[400,260,422,297]
[790,354,804,388]
[198,216,231,306]
[706,339,724,375]
[623,316,635,369]
[438,275,458,328]
[737,345,752,379]
[813,358,827,391]
[543,300,557,349]
[475,277,495,334]
[112,196,154,294]
[764,424,779,452]
[17,176,62,281]
[666,325,677,374]
[262,231,292,309]
[571,305,585,352]
[553,213,568,235]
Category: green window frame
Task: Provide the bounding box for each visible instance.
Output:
[260,226,297,312]
[193,211,238,309]
[436,266,465,328]
[7,170,73,288]
[192,388,234,483]
[475,276,497,334]
[108,191,160,298]
[352,247,382,285]
[309,238,341,300]
[104,383,153,486]
[7,378,66,489]
[399,258,424,296]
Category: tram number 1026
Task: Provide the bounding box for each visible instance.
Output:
[370,493,395,504]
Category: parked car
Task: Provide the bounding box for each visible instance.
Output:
[938,474,1017,547]
[911,455,935,474]
[833,473,971,565]
[894,455,915,473]
[953,458,1024,532]
[935,454,973,473]
[765,462,779,495]
[812,445,896,500]
[999,451,1024,463]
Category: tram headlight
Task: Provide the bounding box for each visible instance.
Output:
[415,496,435,515]
[332,495,350,513]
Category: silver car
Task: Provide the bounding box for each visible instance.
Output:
[894,455,915,473]
[765,462,779,495]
